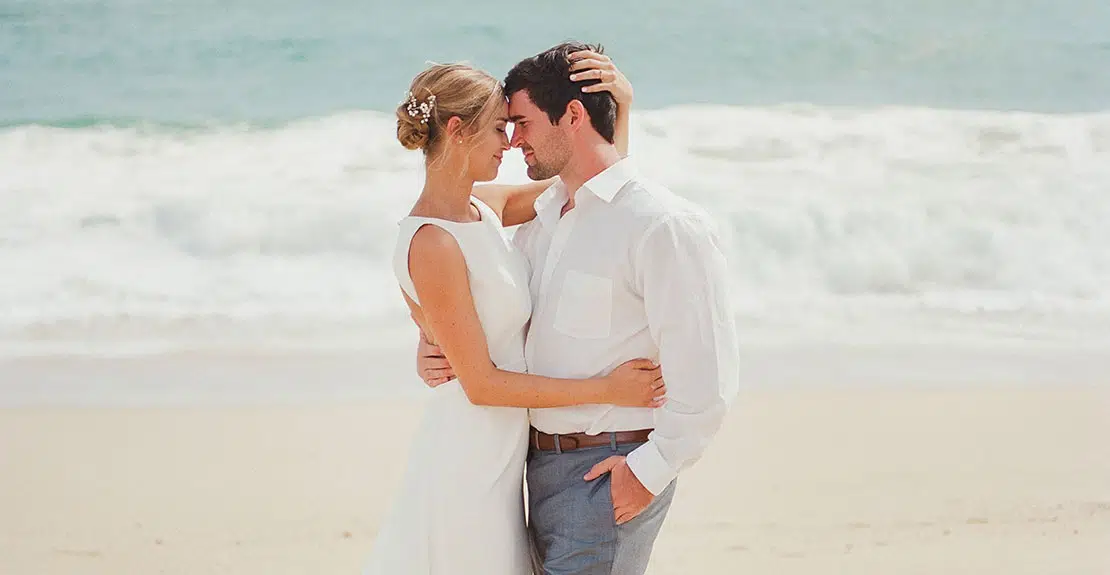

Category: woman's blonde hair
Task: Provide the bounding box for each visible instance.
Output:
[396,63,504,157]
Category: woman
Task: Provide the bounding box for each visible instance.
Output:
[365,54,654,574]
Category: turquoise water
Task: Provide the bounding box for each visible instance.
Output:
[3,0,1109,125]
[3,0,1110,357]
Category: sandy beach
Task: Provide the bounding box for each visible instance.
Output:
[1,360,1107,575]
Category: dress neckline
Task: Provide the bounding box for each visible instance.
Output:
[404,199,488,226]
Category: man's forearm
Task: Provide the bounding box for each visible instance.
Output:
[625,393,730,495]
[628,213,740,494]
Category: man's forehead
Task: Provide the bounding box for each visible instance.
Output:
[507,91,537,115]
[507,90,533,104]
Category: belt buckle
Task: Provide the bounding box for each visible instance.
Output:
[561,435,580,451]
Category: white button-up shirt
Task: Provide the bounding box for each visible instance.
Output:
[514,158,739,496]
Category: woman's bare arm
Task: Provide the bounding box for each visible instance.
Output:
[571,49,632,157]
[406,224,664,408]
[472,179,555,227]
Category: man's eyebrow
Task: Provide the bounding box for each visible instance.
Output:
[496,116,511,123]
[508,115,526,122]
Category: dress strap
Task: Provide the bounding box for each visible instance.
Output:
[470,196,503,227]
[394,218,464,306]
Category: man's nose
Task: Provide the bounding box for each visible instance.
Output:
[509,130,523,149]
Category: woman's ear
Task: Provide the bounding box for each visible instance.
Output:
[445,116,464,143]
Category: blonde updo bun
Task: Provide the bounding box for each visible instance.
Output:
[396,63,504,156]
[396,112,430,151]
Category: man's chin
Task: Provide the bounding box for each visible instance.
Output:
[527,165,554,181]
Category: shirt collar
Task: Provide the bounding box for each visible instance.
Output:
[582,157,637,203]
[531,157,638,228]
[533,179,568,228]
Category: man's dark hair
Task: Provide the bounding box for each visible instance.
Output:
[503,41,617,144]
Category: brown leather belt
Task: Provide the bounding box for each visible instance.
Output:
[530,427,652,452]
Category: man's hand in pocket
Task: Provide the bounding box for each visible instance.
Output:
[584,455,654,525]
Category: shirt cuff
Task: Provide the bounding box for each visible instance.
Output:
[625,440,678,496]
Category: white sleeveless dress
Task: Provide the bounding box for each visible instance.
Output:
[364,198,534,574]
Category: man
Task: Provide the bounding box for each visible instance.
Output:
[417,41,739,574]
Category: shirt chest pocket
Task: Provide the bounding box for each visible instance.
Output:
[553,270,613,339]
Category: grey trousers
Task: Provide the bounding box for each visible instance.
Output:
[527,439,676,575]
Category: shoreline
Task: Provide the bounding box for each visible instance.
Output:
[3,342,1110,408]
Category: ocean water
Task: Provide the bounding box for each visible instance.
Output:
[3,0,1110,357]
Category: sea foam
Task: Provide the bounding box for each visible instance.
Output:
[3,106,1109,355]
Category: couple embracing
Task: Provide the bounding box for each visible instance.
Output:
[364,41,739,575]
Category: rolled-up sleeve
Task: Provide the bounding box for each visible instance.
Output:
[624,213,740,495]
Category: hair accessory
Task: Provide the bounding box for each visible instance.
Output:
[403,92,436,125]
